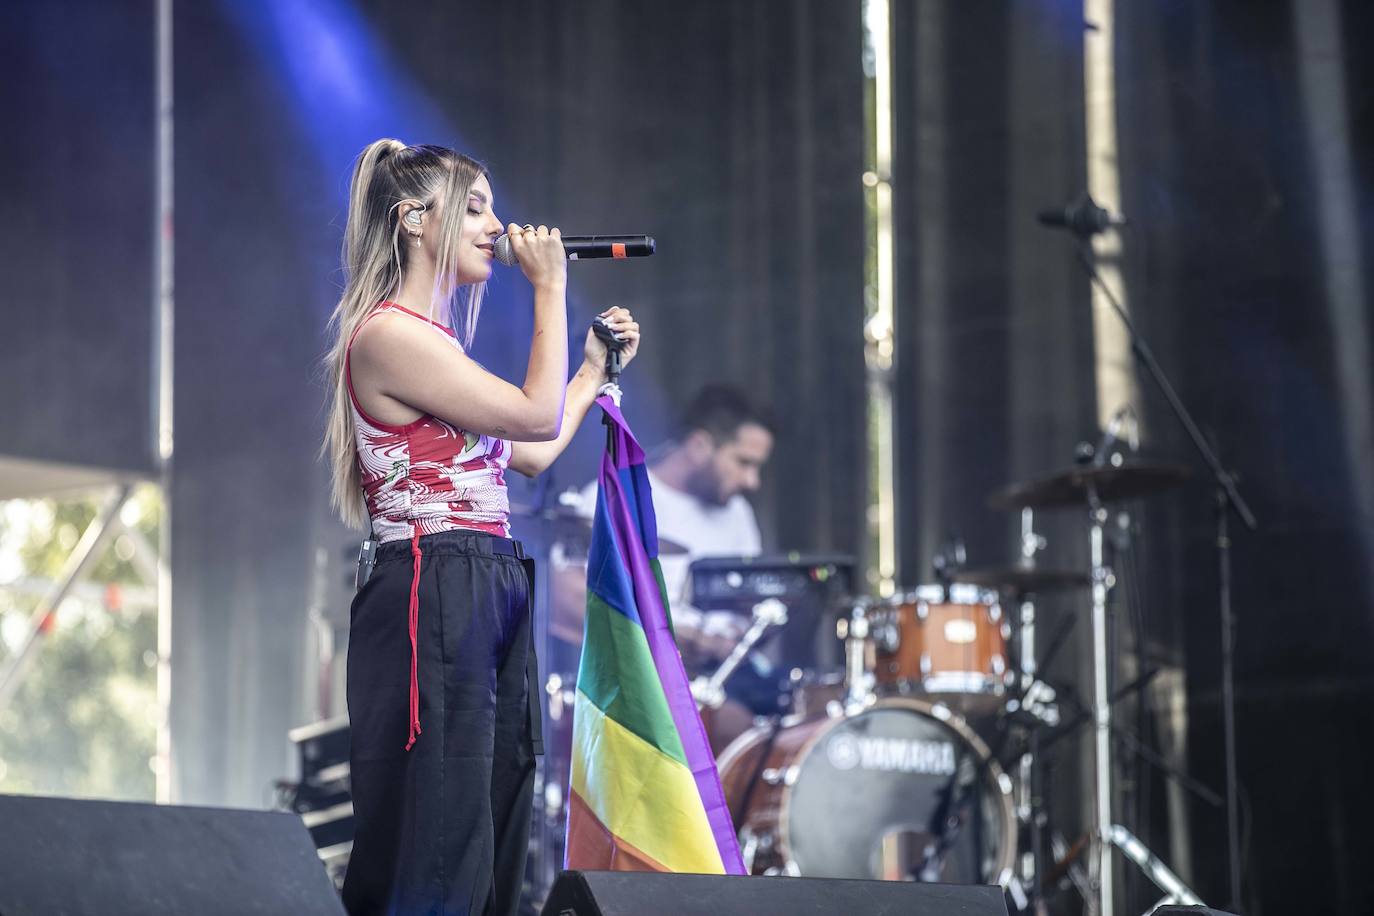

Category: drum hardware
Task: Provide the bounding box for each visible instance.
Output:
[1106,825,1202,911]
[738,827,763,872]
[1003,678,1060,728]
[1017,508,1045,702]
[930,537,967,602]
[1049,832,1094,899]
[760,765,798,787]
[837,600,876,712]
[690,597,788,710]
[916,750,987,883]
[1088,490,1118,915]
[990,455,1202,916]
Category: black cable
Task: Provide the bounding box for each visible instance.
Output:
[1237,781,1253,915]
[730,716,782,829]
[1117,522,1151,909]
[1036,614,1077,678]
[1130,534,1152,875]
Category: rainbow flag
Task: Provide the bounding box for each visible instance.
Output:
[564,396,746,875]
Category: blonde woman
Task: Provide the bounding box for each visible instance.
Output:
[323,139,639,915]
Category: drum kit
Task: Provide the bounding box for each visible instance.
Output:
[528,453,1203,915]
[698,457,1198,914]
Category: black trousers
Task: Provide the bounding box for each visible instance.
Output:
[343,530,542,916]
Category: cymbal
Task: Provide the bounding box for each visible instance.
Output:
[988,461,1191,510]
[956,566,1091,594]
[654,536,690,556]
[508,502,690,555]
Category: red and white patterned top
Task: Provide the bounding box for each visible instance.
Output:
[346,302,511,543]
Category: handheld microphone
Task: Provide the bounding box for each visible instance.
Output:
[1036,193,1126,237]
[493,234,656,266]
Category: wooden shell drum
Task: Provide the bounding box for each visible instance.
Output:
[868,584,1010,714]
[716,697,1016,885]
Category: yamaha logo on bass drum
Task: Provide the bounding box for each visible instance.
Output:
[825,732,958,775]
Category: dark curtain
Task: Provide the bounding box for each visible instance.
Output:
[893,2,1374,915]
[0,1,154,473]
[1117,2,1374,914]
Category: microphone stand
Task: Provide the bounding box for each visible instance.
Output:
[594,316,627,466]
[593,316,625,406]
[1068,233,1257,913]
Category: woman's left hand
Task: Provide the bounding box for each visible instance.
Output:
[583,306,641,376]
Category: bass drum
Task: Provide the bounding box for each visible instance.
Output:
[717,698,1015,885]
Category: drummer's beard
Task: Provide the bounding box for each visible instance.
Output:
[684,462,730,507]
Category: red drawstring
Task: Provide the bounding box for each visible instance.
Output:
[406,530,423,750]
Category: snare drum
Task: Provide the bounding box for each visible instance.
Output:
[868,584,1009,713]
[717,697,1016,884]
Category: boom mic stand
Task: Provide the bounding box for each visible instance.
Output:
[1051,203,1257,913]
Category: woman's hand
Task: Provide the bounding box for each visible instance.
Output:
[508,223,567,292]
[583,306,641,377]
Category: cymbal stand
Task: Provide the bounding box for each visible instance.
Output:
[1087,487,1115,916]
[1085,482,1203,916]
[1011,507,1051,915]
[1071,234,1256,910]
[690,598,788,710]
[838,599,877,712]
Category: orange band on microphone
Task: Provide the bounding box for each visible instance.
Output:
[611,242,627,259]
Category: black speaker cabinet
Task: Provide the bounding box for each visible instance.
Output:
[540,870,1010,916]
[0,793,346,916]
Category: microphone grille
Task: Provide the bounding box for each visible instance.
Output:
[492,234,518,267]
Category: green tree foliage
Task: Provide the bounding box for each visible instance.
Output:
[0,485,161,800]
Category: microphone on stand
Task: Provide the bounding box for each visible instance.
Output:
[1090,405,1138,468]
[1036,193,1127,237]
[493,233,656,266]
[591,315,628,395]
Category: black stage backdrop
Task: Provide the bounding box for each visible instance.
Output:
[0,2,154,474]
[169,0,864,806]
[892,3,1374,915]
[1115,4,1374,914]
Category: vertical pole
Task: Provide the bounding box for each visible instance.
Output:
[1090,510,1114,916]
[1217,489,1241,908]
[153,0,175,805]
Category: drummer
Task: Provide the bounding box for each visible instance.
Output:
[552,385,775,749]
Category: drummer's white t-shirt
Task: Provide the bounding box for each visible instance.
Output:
[577,468,761,615]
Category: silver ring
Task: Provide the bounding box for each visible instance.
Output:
[522,224,535,233]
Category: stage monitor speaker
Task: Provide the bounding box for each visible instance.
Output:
[540,870,1010,916]
[0,793,346,916]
